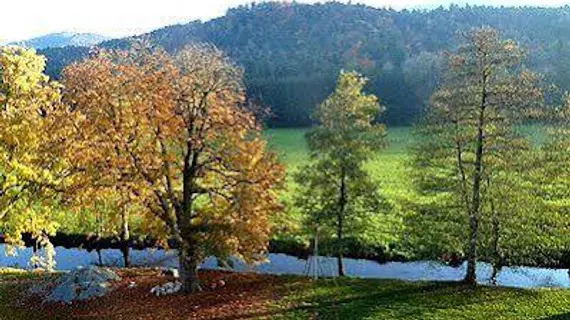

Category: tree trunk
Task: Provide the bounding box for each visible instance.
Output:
[120,207,130,268]
[465,59,488,285]
[337,214,345,277]
[179,246,201,293]
[32,240,39,269]
[491,206,501,285]
[337,167,347,277]
[97,249,103,266]
[121,246,130,268]
[465,142,482,284]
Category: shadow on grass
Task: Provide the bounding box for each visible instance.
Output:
[269,279,543,320]
[541,314,570,320]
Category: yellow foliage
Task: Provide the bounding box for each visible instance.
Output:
[63,44,284,289]
[0,46,72,269]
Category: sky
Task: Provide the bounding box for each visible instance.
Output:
[1,0,569,43]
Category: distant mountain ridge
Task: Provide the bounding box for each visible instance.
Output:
[37,3,570,126]
[10,32,109,49]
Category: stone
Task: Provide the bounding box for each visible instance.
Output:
[160,268,179,278]
[150,280,182,296]
[46,266,121,304]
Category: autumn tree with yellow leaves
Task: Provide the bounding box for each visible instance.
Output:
[0,46,74,269]
[63,44,284,292]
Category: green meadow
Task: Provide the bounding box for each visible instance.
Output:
[266,126,437,212]
[264,125,550,249]
[265,124,548,192]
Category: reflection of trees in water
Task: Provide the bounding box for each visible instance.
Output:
[504,267,565,288]
[4,245,570,288]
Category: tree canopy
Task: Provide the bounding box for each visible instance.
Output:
[63,44,285,291]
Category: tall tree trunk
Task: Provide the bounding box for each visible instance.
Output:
[32,240,39,269]
[337,167,347,277]
[465,134,483,284]
[490,203,501,285]
[96,211,103,266]
[120,207,130,268]
[465,65,488,285]
[337,213,344,277]
[179,245,201,293]
[97,248,103,266]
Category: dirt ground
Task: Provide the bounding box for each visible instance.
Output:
[13,269,298,320]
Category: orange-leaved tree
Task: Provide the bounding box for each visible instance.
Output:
[63,44,284,292]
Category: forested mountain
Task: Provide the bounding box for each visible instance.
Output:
[12,32,108,49]
[38,3,570,126]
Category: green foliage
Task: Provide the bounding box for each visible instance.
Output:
[293,71,392,269]
[409,28,548,280]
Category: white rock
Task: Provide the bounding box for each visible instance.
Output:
[46,266,120,303]
[151,281,183,296]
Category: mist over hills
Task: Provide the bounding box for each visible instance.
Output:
[10,32,109,49]
[37,2,570,126]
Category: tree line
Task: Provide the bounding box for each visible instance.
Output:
[39,2,570,127]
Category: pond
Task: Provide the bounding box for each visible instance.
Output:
[1,244,569,289]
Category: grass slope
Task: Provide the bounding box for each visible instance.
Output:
[264,126,427,247]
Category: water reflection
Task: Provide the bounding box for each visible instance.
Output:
[1,245,569,289]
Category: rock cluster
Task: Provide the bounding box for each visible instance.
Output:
[46,266,121,303]
[151,281,182,296]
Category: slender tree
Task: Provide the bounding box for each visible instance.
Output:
[411,27,543,284]
[295,71,387,276]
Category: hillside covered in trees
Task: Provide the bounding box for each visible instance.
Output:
[40,2,570,126]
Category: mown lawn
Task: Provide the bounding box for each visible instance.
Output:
[264,126,438,245]
[265,126,415,201]
[269,277,570,320]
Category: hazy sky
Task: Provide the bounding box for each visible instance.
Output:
[1,0,569,43]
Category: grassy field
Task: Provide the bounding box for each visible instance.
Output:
[265,126,414,166]
[270,277,570,319]
[265,126,415,200]
[264,125,550,250]
[265,126,429,244]
[3,270,570,320]
[265,125,549,207]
